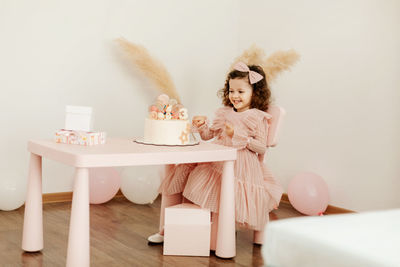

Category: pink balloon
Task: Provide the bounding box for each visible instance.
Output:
[89,167,121,204]
[288,172,329,216]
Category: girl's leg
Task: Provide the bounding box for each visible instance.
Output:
[253,229,264,245]
[159,163,198,233]
[148,192,183,243]
[149,164,183,243]
[253,213,269,245]
[210,212,219,251]
[158,192,183,235]
[150,163,196,243]
[182,196,193,204]
[158,164,181,235]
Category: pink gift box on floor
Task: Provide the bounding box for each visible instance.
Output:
[55,129,106,146]
[163,203,211,256]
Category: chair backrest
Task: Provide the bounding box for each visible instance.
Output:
[266,105,286,147]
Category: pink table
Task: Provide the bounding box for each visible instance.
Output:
[22,138,237,266]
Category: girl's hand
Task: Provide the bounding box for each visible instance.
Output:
[225,123,234,138]
[192,116,207,128]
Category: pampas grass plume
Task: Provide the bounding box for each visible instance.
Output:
[116,38,180,102]
[232,44,300,83]
[263,49,300,82]
[230,44,266,69]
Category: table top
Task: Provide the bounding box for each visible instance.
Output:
[28,138,237,167]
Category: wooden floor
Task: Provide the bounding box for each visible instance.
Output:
[0,197,303,267]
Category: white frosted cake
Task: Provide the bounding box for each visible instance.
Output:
[142,94,192,145]
[144,118,191,145]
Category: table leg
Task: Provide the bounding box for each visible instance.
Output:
[66,168,90,267]
[22,153,43,252]
[159,164,182,234]
[216,160,236,258]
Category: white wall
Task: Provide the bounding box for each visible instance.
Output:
[0,0,240,193]
[238,0,400,211]
[1,0,399,212]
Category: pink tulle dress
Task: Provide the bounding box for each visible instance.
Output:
[159,107,283,231]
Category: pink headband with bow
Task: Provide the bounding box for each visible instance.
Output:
[233,62,264,84]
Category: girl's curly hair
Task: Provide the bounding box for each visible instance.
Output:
[218,65,271,111]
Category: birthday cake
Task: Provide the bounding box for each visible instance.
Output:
[143,94,192,145]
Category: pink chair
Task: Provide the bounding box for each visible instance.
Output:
[253,105,286,244]
[265,105,286,148]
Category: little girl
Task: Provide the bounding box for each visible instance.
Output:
[148,62,283,245]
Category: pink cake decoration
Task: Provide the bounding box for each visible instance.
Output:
[148,94,188,121]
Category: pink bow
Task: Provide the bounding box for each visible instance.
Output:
[233,62,264,84]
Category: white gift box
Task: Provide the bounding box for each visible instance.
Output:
[65,105,93,132]
[163,203,210,256]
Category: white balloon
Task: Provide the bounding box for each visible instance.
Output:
[0,174,26,211]
[120,166,162,205]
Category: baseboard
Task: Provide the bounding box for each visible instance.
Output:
[43,192,73,203]
[42,190,125,204]
[42,191,354,214]
[281,193,355,214]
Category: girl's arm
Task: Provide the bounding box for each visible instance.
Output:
[247,136,266,154]
[196,123,216,140]
[231,116,268,154]
[193,109,225,140]
[247,116,268,154]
